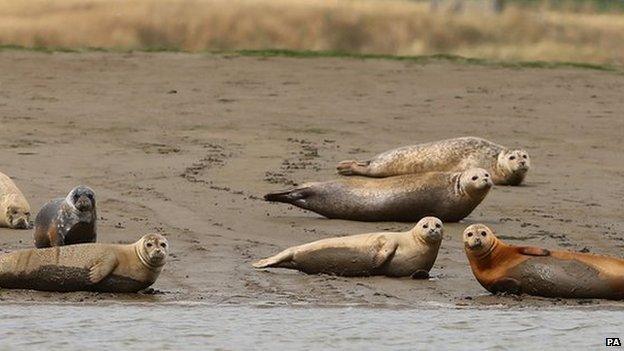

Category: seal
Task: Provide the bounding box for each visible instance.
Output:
[0,233,168,293]
[253,216,443,277]
[33,185,97,248]
[337,136,530,186]
[264,168,492,222]
[0,171,31,229]
[463,224,624,300]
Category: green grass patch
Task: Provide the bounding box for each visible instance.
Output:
[0,44,618,72]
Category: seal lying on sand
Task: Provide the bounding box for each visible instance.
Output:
[337,136,530,186]
[34,186,97,248]
[0,233,168,293]
[265,168,492,222]
[253,216,443,278]
[463,224,624,300]
[0,171,31,229]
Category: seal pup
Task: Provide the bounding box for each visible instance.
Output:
[33,186,97,248]
[253,216,443,277]
[264,168,492,222]
[463,224,624,300]
[0,171,31,229]
[0,233,168,293]
[337,136,530,186]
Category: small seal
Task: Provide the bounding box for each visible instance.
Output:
[0,233,168,293]
[33,185,97,248]
[463,224,624,300]
[253,216,443,277]
[337,136,530,185]
[0,171,31,229]
[264,168,492,222]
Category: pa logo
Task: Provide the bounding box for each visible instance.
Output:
[606,338,622,347]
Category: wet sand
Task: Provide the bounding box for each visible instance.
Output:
[0,51,622,308]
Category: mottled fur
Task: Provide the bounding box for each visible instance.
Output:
[265,168,492,222]
[337,137,530,186]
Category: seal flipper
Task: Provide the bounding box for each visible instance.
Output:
[372,239,398,269]
[518,247,550,256]
[411,270,430,280]
[490,277,522,295]
[252,249,295,269]
[336,160,370,176]
[88,254,118,284]
[264,187,312,205]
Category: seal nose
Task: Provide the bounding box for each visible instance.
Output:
[519,160,526,166]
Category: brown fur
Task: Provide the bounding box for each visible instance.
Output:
[463,224,624,300]
[0,171,31,229]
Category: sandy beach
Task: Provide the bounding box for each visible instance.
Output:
[0,50,622,308]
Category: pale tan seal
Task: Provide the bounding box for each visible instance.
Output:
[0,233,168,293]
[34,185,97,248]
[253,216,443,278]
[0,171,31,229]
[264,168,492,222]
[337,136,530,186]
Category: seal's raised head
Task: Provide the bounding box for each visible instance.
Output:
[497,149,530,182]
[413,216,443,243]
[459,168,493,196]
[137,233,169,268]
[66,186,96,212]
[463,224,497,255]
[5,197,30,229]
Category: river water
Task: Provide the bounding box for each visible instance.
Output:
[0,303,621,350]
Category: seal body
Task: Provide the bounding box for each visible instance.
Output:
[463,224,624,300]
[253,217,443,277]
[34,186,97,248]
[0,234,168,293]
[265,168,492,222]
[0,171,31,229]
[337,136,530,186]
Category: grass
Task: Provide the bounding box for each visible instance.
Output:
[0,44,616,72]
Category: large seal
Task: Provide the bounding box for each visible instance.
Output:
[253,216,443,277]
[463,224,624,300]
[0,233,168,293]
[337,136,530,186]
[264,168,492,222]
[0,171,31,229]
[34,185,97,248]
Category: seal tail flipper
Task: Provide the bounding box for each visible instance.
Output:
[252,249,294,269]
[264,186,311,204]
[336,160,370,176]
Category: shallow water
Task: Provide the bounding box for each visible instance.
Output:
[0,303,621,350]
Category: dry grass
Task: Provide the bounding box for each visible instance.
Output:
[1,0,623,65]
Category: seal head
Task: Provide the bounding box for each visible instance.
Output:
[414,216,443,244]
[463,223,497,255]
[4,195,30,229]
[66,185,96,213]
[459,168,493,199]
[136,233,169,269]
[497,149,530,185]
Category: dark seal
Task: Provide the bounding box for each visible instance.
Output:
[33,185,97,248]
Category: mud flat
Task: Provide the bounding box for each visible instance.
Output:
[0,51,622,308]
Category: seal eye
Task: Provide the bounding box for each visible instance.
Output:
[423,224,428,229]
[509,156,516,160]
[160,243,167,248]
[484,173,489,178]
[471,176,478,181]
[522,155,527,159]
[146,243,153,248]
[87,194,94,200]
[481,231,487,237]
[435,223,441,228]
[467,232,473,237]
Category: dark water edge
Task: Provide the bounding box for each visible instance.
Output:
[0,302,621,350]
